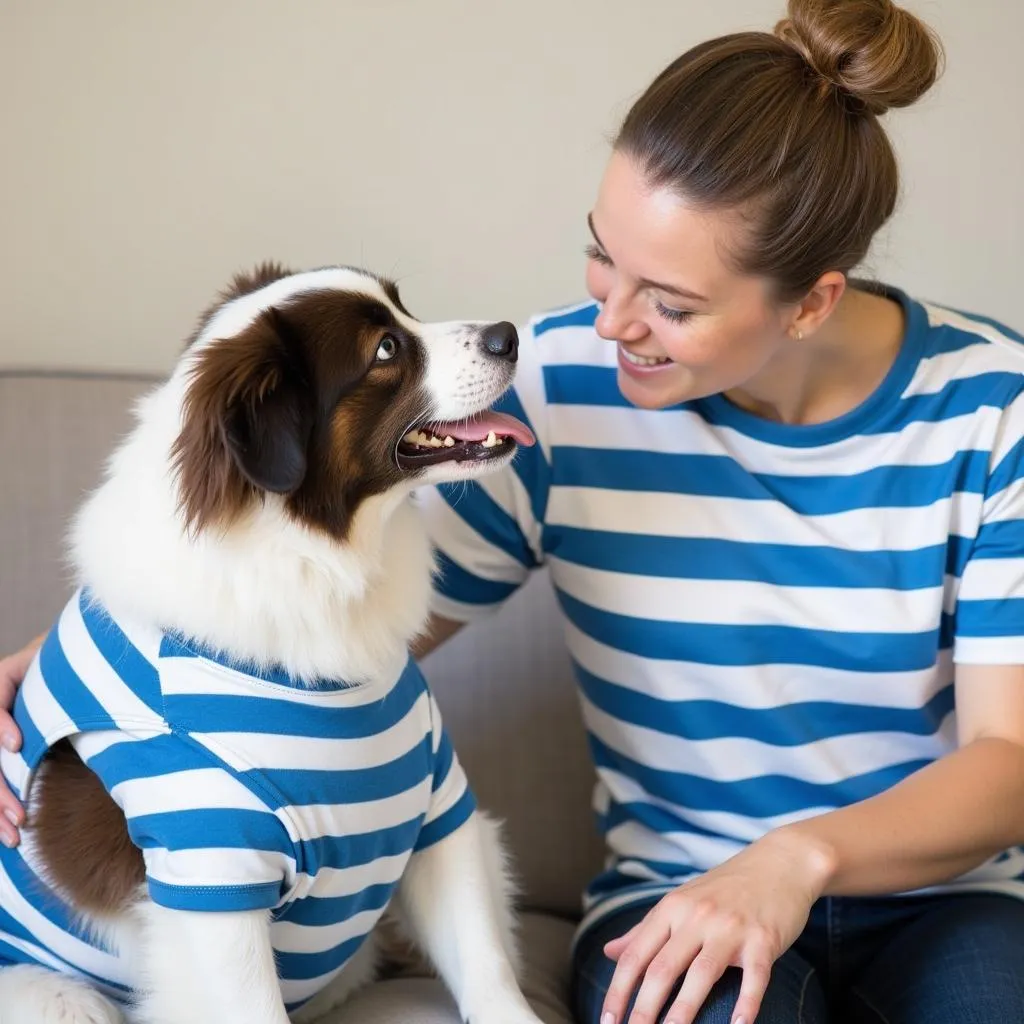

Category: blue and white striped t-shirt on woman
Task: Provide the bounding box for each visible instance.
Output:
[0,589,475,1011]
[417,285,1024,939]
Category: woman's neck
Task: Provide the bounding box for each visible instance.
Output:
[725,287,906,426]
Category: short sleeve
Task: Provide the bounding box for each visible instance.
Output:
[74,729,295,912]
[413,695,477,851]
[416,319,551,622]
[955,390,1024,664]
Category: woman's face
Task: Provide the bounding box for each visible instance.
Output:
[585,150,796,410]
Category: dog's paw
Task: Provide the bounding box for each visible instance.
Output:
[0,964,124,1024]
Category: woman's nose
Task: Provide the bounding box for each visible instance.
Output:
[595,290,648,344]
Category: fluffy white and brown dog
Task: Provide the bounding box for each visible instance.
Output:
[0,263,541,1024]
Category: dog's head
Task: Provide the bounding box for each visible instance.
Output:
[171,263,534,539]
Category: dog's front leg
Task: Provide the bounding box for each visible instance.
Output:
[395,811,542,1024]
[135,903,290,1024]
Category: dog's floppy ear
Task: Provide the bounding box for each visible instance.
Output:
[172,306,313,534]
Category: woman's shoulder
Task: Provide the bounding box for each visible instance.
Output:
[910,291,1024,373]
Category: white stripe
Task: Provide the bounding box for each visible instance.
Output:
[551,556,945,633]
[295,853,410,900]
[958,556,1024,601]
[286,777,433,840]
[546,486,983,552]
[111,768,270,818]
[581,694,955,786]
[984,477,1024,518]
[272,906,381,955]
[144,845,294,892]
[607,819,744,873]
[564,618,951,710]
[157,657,385,705]
[533,325,613,367]
[58,601,162,726]
[74,730,139,762]
[954,636,1024,665]
[0,748,30,801]
[548,403,1000,475]
[20,659,77,744]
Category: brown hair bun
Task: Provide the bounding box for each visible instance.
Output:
[775,0,943,115]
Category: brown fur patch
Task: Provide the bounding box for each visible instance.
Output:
[172,284,429,539]
[29,740,144,916]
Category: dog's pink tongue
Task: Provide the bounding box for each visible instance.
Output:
[433,412,535,446]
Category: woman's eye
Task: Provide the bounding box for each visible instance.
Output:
[584,243,613,267]
[376,335,399,361]
[654,301,694,325]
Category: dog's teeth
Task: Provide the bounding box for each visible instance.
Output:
[443,436,455,447]
[482,431,499,448]
[429,436,444,448]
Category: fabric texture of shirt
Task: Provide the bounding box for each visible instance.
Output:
[0,588,475,1011]
[417,285,1024,941]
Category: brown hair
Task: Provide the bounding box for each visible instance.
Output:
[614,0,944,301]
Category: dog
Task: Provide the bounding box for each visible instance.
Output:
[0,263,542,1024]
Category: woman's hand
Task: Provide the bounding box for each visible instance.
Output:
[601,829,834,1024]
[0,634,43,847]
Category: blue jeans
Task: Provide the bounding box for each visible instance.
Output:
[571,892,1024,1023]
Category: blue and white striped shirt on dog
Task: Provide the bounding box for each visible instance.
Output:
[417,285,1024,939]
[0,588,475,1011]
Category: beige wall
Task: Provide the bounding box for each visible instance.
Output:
[2,0,1021,373]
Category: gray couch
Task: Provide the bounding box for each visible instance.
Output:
[0,369,607,1023]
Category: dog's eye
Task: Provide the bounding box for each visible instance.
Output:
[375,335,399,362]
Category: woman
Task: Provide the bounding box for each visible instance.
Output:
[4,1,1024,1022]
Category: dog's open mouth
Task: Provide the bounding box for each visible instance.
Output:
[396,411,535,470]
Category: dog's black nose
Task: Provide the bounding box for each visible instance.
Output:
[480,321,518,362]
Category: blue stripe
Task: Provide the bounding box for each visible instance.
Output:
[955,598,1024,637]
[533,303,598,336]
[85,733,206,788]
[38,629,115,730]
[988,434,1024,495]
[552,447,990,516]
[589,734,932,819]
[163,687,422,738]
[415,787,476,851]
[603,798,727,844]
[494,385,550,528]
[432,550,519,607]
[579,667,955,744]
[281,881,395,927]
[300,817,423,873]
[970,518,1024,561]
[558,591,948,672]
[127,808,291,857]
[543,365,631,408]
[12,682,48,768]
[246,740,432,809]
[147,878,282,911]
[436,480,537,569]
[277,934,365,982]
[549,526,954,590]
[79,589,162,713]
